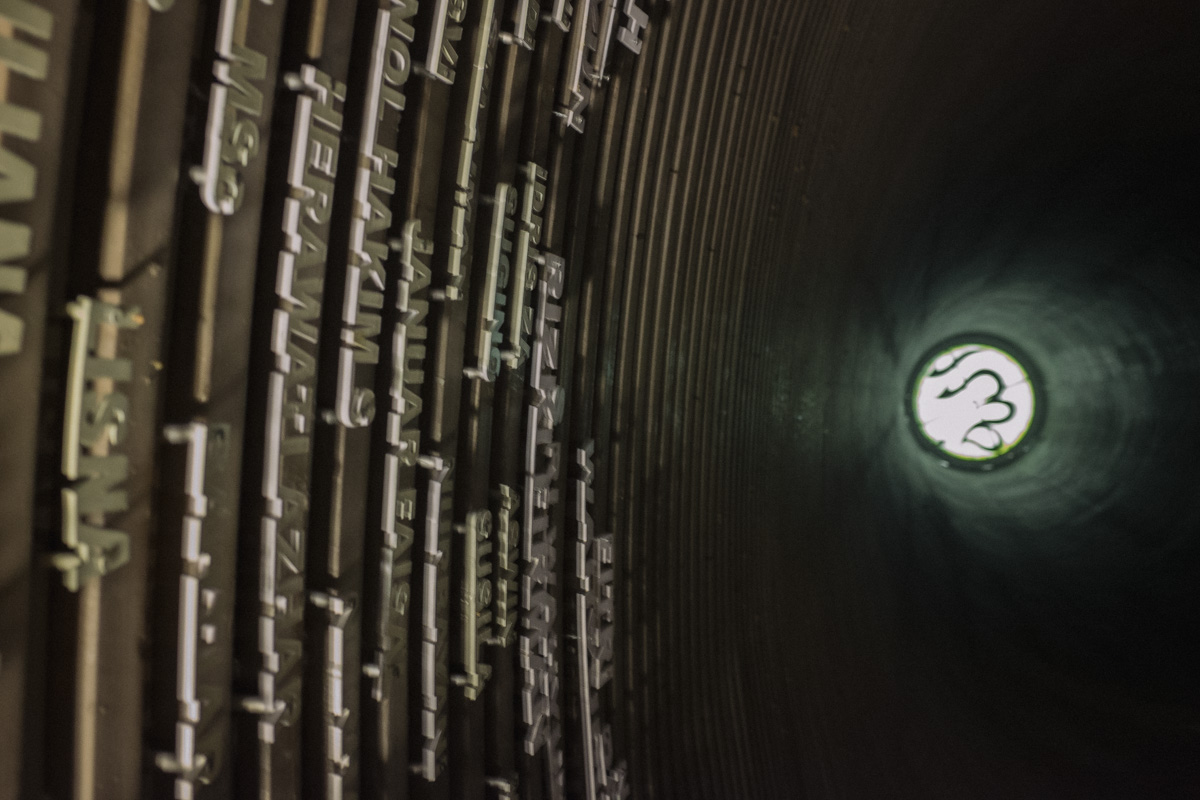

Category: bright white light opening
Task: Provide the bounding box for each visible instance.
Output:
[911,340,1036,463]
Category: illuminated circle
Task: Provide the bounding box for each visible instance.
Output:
[907,335,1041,469]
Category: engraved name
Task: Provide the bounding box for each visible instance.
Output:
[191,0,272,215]
[442,0,496,299]
[557,0,647,133]
[490,483,521,647]
[499,0,539,49]
[451,510,494,699]
[545,0,573,32]
[309,591,355,793]
[247,64,345,747]
[335,0,418,427]
[363,220,431,702]
[465,183,516,381]
[615,0,648,54]
[505,162,547,368]
[54,296,143,590]
[572,443,625,800]
[413,455,452,780]
[420,0,466,85]
[155,423,216,800]
[0,0,52,356]
[521,252,567,798]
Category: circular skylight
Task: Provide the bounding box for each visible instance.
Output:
[908,335,1040,468]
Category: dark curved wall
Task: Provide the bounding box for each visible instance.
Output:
[606,1,1200,796]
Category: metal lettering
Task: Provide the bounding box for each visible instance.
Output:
[529,254,565,429]
[389,220,432,466]
[0,0,49,83]
[465,183,515,381]
[412,455,452,780]
[0,0,54,44]
[556,0,646,133]
[587,0,618,91]
[588,724,628,800]
[54,296,142,590]
[556,0,603,133]
[615,0,647,54]
[310,591,355,799]
[155,423,214,800]
[363,481,416,702]
[521,254,567,798]
[573,443,624,799]
[443,0,495,300]
[485,776,519,800]
[243,65,345,748]
[335,1,417,427]
[190,0,270,215]
[451,510,493,699]
[0,0,50,356]
[505,162,546,367]
[363,220,431,700]
[488,483,520,647]
[543,0,572,31]
[499,0,538,49]
[420,0,466,84]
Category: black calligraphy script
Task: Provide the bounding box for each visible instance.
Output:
[927,349,1017,453]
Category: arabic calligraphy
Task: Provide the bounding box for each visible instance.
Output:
[912,342,1036,462]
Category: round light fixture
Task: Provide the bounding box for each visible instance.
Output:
[907,334,1042,469]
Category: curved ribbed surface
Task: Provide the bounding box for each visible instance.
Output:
[592,0,1200,797]
[595,1,834,794]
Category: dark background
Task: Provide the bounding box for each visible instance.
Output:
[619,1,1200,796]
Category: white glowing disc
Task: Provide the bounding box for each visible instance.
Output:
[911,341,1036,462]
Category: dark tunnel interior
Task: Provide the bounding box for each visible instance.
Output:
[642,1,1200,796]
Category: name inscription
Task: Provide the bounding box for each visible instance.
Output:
[0,0,52,356]
[521,249,567,799]
[191,0,272,215]
[55,296,143,589]
[557,0,647,133]
[155,423,217,800]
[412,455,452,780]
[490,483,521,647]
[243,65,346,748]
[363,221,431,703]
[335,0,418,428]
[505,163,546,368]
[443,0,496,300]
[465,183,516,381]
[420,0,466,84]
[451,509,494,699]
[573,443,626,799]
